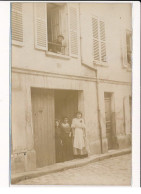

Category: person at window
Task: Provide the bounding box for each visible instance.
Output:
[71,112,89,159]
[55,119,64,163]
[53,34,65,54]
[61,117,73,161]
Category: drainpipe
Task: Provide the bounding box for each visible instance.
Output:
[79,3,103,154]
[95,70,103,154]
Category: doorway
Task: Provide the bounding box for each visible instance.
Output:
[31,88,79,168]
[55,90,78,122]
[104,92,114,150]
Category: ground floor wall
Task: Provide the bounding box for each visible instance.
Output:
[11,69,131,174]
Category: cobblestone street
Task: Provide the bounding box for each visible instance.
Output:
[17,154,131,186]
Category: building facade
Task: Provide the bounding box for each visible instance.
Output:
[11,2,132,173]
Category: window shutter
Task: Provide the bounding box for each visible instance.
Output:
[120,29,127,68]
[68,4,80,58]
[92,17,100,63]
[34,3,47,51]
[100,20,107,62]
[12,3,23,46]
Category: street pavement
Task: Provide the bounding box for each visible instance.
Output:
[17,154,131,186]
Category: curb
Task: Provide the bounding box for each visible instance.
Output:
[11,148,131,184]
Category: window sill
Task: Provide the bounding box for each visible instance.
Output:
[12,40,24,47]
[127,67,132,72]
[122,63,132,72]
[46,51,70,60]
[93,61,108,67]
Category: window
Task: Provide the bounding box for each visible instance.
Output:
[92,16,107,65]
[34,3,80,58]
[126,30,132,68]
[11,3,24,46]
[47,3,68,56]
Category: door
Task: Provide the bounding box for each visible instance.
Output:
[104,93,113,150]
[31,88,55,168]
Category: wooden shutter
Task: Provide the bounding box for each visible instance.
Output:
[68,3,80,58]
[92,16,107,64]
[12,3,23,46]
[92,17,100,63]
[120,29,128,68]
[100,20,107,62]
[34,3,47,51]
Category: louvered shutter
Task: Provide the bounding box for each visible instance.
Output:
[92,17,100,63]
[123,96,130,135]
[100,20,107,62]
[68,3,80,58]
[34,3,47,51]
[120,29,128,68]
[12,3,23,46]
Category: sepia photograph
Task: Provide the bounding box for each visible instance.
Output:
[11,1,132,186]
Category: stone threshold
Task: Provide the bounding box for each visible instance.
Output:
[11,148,131,184]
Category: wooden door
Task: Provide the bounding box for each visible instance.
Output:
[31,88,55,168]
[104,93,113,150]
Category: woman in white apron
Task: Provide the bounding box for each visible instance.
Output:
[71,112,89,159]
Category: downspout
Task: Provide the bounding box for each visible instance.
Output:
[79,3,103,154]
[95,70,103,154]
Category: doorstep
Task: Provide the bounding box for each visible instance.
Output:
[11,148,131,184]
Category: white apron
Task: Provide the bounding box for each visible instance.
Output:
[71,118,85,150]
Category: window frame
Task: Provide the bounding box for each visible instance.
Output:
[46,3,69,58]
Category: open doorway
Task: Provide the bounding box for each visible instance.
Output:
[55,90,78,122]
[31,88,79,168]
[54,90,78,163]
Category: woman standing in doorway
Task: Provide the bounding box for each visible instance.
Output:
[61,117,73,161]
[55,119,64,163]
[71,112,88,159]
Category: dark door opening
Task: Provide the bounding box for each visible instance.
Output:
[54,90,78,162]
[55,90,78,122]
[104,92,113,150]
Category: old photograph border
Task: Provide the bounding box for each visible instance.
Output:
[0,0,140,189]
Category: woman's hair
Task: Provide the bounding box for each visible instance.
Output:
[76,111,82,116]
[55,119,60,122]
[63,117,69,121]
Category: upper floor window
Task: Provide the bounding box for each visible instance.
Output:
[126,30,132,68]
[47,3,68,56]
[34,3,80,58]
[11,3,24,46]
[92,16,107,65]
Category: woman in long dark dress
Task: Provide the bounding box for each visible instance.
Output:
[55,119,64,163]
[61,117,73,161]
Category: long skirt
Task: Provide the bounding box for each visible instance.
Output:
[55,138,64,163]
[73,128,87,156]
[62,135,73,161]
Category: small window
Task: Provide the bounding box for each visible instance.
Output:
[47,3,68,56]
[126,30,132,68]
